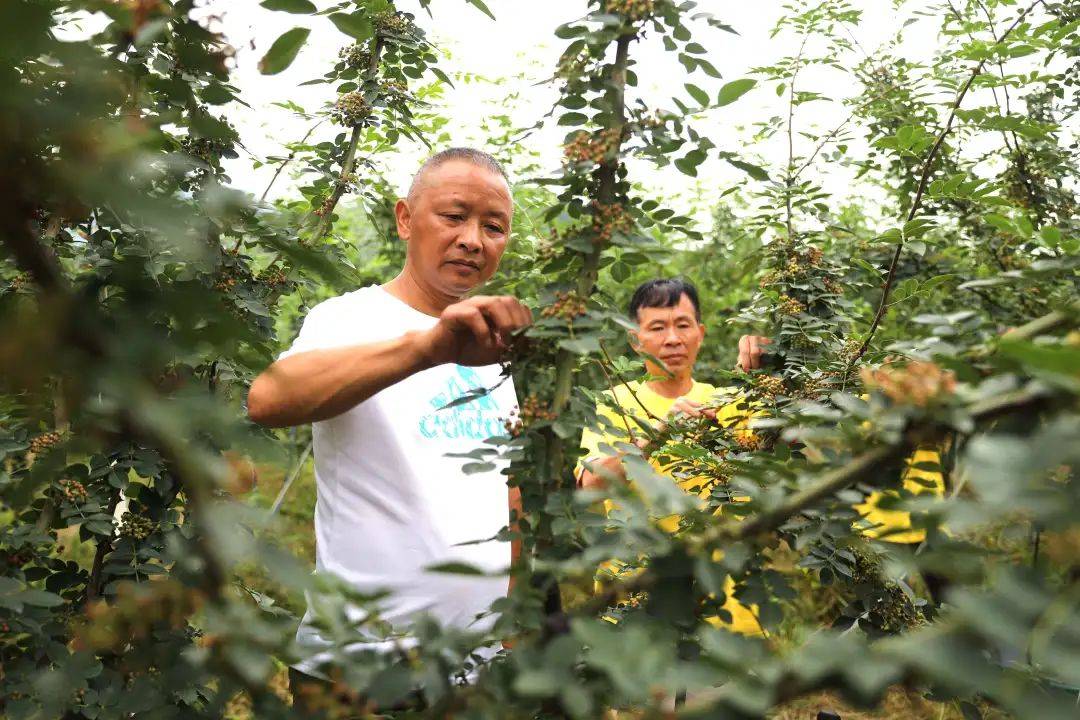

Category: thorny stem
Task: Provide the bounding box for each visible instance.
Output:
[785,33,810,242]
[848,0,1044,368]
[311,38,385,242]
[532,29,635,640]
[546,31,634,482]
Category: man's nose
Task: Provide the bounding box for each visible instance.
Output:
[663,327,682,344]
[456,221,483,253]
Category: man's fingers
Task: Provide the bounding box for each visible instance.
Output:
[458,307,500,350]
[737,334,772,370]
[477,301,515,346]
[475,296,532,335]
[672,399,703,417]
[509,298,533,329]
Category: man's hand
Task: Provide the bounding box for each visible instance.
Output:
[417,295,533,367]
[736,335,773,371]
[669,398,717,420]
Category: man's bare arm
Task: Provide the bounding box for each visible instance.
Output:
[247,333,431,428]
[248,295,532,428]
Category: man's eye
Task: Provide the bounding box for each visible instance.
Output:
[486,224,505,233]
[443,213,465,221]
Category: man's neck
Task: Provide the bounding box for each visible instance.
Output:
[645,374,694,399]
[383,270,458,317]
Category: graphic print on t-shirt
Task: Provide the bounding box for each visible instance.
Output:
[418,365,509,441]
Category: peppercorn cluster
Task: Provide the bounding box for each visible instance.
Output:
[331,91,373,127]
[213,264,245,292]
[591,201,634,243]
[541,290,588,321]
[312,196,336,218]
[503,395,558,438]
[4,549,31,567]
[536,233,562,263]
[637,111,667,131]
[58,479,89,505]
[373,10,410,35]
[79,580,204,654]
[822,276,843,295]
[861,360,956,407]
[838,338,861,363]
[563,128,622,165]
[29,431,63,454]
[752,374,786,399]
[118,511,155,541]
[605,0,655,21]
[848,548,923,633]
[257,266,288,289]
[733,432,762,452]
[339,43,371,71]
[9,273,30,291]
[777,294,805,316]
[556,50,590,82]
[383,78,408,96]
[180,135,229,166]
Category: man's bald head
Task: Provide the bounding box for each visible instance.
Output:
[407,147,510,203]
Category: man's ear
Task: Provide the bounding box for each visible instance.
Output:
[394,199,411,241]
[627,327,643,351]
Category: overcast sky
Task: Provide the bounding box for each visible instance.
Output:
[209,0,1057,234]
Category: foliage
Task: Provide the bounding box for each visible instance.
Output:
[1,1,1078,719]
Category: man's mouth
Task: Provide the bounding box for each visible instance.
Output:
[445,259,481,272]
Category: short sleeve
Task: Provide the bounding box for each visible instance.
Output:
[277,296,356,361]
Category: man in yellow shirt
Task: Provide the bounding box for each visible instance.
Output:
[574,278,770,635]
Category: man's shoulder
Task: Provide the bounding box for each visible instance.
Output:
[305,285,381,319]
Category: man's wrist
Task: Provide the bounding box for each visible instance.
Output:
[403,329,442,372]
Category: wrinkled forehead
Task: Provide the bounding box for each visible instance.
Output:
[409,160,511,211]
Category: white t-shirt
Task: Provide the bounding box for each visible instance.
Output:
[281,285,517,673]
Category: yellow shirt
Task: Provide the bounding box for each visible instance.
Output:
[854,447,945,544]
[577,380,763,636]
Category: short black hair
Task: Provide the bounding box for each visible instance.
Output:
[407,147,509,200]
[628,278,701,322]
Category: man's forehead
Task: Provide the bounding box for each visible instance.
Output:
[637,295,697,322]
[410,160,510,204]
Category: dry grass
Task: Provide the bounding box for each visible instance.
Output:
[770,688,1010,720]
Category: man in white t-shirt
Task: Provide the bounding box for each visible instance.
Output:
[247,148,531,696]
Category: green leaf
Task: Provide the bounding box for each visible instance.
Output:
[259,0,316,13]
[258,27,310,75]
[555,23,586,39]
[465,0,496,20]
[717,78,756,106]
[328,12,373,40]
[425,561,487,575]
[559,336,601,355]
[19,589,64,607]
[685,83,709,106]
[558,112,588,126]
[718,152,769,181]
